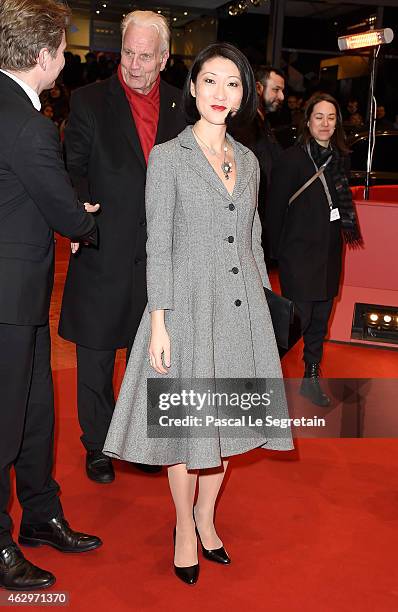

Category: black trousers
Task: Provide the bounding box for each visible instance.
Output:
[76,342,133,451]
[0,323,62,548]
[293,299,334,364]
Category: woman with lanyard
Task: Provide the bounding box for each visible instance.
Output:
[266,92,362,406]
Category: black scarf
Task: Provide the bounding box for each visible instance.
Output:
[309,139,363,246]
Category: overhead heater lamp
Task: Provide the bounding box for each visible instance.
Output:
[338,28,394,51]
[338,28,394,200]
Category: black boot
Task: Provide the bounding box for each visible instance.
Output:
[300,362,331,407]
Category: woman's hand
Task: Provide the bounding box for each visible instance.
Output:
[149,311,171,374]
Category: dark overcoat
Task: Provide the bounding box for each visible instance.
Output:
[58,75,186,350]
[266,145,343,301]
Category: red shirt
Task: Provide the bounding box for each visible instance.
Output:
[117,64,160,164]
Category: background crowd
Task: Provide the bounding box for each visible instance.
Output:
[41,49,398,144]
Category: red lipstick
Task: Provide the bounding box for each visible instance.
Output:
[211,105,227,111]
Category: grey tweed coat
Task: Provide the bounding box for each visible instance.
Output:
[103,126,293,469]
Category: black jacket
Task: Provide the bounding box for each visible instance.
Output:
[0,72,96,326]
[232,113,282,255]
[266,145,343,301]
[58,75,186,350]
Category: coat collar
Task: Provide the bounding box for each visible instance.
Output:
[177,125,254,201]
[155,79,183,145]
[107,75,183,170]
[0,70,34,107]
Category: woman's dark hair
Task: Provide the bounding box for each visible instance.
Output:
[298,92,349,154]
[182,42,257,129]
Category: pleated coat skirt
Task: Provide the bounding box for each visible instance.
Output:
[103,126,293,469]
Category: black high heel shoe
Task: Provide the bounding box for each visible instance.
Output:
[193,512,231,565]
[173,528,199,585]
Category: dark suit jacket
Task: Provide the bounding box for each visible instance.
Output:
[231,113,282,256]
[0,71,96,326]
[266,145,342,301]
[58,75,186,350]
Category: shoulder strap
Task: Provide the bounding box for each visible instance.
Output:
[288,159,330,206]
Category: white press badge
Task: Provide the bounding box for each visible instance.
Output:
[330,208,340,222]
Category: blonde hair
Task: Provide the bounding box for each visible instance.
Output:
[0,0,70,70]
[121,10,170,54]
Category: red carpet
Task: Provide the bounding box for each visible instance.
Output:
[6,237,398,611]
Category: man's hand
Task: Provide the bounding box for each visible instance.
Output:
[71,202,100,253]
[83,202,100,213]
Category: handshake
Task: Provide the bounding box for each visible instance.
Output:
[71,201,100,254]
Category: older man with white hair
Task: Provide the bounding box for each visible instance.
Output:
[59,11,186,483]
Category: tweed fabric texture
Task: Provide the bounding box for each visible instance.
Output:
[104,126,293,469]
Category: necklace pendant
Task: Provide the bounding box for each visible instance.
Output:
[221,161,232,174]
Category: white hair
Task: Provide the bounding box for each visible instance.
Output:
[121,10,170,54]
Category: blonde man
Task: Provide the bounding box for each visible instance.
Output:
[0,0,102,592]
[59,11,186,483]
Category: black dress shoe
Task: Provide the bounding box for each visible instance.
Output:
[133,463,162,474]
[19,516,102,553]
[193,513,231,565]
[195,527,231,564]
[86,450,115,483]
[173,528,199,585]
[0,544,55,591]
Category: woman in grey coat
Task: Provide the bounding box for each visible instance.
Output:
[104,43,293,585]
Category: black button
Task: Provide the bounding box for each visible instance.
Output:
[231,267,239,274]
[229,203,235,211]
[228,236,234,243]
[134,258,142,264]
[235,299,242,307]
[140,220,146,227]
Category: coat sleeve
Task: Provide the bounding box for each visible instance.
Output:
[265,151,294,259]
[251,159,271,290]
[12,115,97,242]
[63,89,92,202]
[146,145,176,312]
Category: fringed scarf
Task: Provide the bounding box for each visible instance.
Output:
[309,139,363,247]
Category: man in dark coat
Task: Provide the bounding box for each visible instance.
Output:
[58,10,186,483]
[231,66,285,255]
[0,0,102,592]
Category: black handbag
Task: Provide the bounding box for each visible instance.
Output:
[264,287,301,353]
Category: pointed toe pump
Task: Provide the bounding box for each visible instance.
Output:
[173,528,199,585]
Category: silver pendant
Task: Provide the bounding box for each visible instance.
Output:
[222,161,233,179]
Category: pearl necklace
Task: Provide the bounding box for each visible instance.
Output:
[192,128,233,180]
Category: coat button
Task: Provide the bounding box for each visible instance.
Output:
[231,267,239,274]
[140,220,146,227]
[228,236,234,243]
[235,299,242,307]
[229,203,235,211]
[134,258,143,264]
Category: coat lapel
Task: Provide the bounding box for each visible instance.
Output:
[155,80,183,145]
[107,75,146,170]
[177,126,255,202]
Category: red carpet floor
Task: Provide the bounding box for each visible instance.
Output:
[6,237,398,611]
